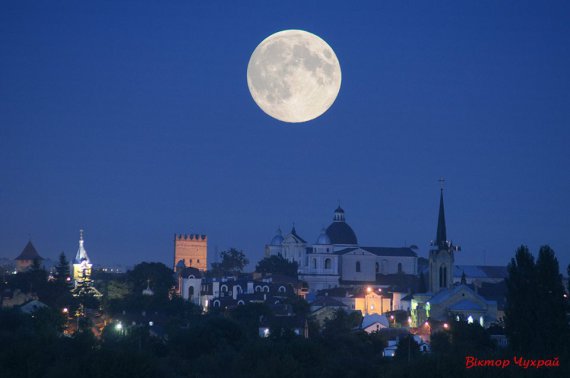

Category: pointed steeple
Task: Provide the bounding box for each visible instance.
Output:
[75,229,91,264]
[435,189,447,248]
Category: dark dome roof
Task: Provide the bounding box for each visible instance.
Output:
[326,222,357,245]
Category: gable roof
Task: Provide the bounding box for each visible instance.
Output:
[15,241,43,261]
[429,284,472,305]
[336,247,417,257]
[375,274,420,292]
[454,265,508,280]
[310,296,347,308]
[361,314,389,329]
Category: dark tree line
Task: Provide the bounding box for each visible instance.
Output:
[505,245,569,355]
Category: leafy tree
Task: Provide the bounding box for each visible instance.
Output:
[394,334,421,361]
[255,255,298,277]
[211,248,249,276]
[449,321,494,354]
[505,245,569,355]
[55,251,71,284]
[430,331,451,354]
[534,245,569,353]
[127,262,174,298]
[229,303,272,337]
[322,309,362,338]
[505,245,537,353]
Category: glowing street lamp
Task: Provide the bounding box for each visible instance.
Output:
[443,323,449,329]
[367,287,372,293]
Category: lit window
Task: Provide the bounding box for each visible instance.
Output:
[467,315,473,324]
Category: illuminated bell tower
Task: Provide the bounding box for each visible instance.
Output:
[73,229,92,288]
[428,183,460,293]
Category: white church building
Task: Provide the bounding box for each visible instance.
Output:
[265,206,418,292]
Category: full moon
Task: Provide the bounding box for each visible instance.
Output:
[247,30,342,123]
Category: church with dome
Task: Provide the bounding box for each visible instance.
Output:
[265,206,418,292]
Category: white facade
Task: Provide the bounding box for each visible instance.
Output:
[266,207,419,292]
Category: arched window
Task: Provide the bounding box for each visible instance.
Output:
[213,300,221,308]
[312,258,317,269]
[439,265,447,288]
[325,258,331,269]
[237,300,245,306]
[263,286,270,293]
[356,261,361,272]
[221,284,228,293]
[278,286,286,293]
[188,286,194,299]
[235,285,242,294]
[255,286,262,292]
[375,262,379,273]
[398,263,402,274]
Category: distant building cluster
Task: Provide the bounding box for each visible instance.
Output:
[262,191,506,329]
[3,187,520,349]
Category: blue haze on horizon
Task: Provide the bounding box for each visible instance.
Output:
[1,1,569,272]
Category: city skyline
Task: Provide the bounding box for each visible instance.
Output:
[1,1,569,271]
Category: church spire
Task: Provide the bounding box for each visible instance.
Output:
[75,229,90,263]
[435,188,447,248]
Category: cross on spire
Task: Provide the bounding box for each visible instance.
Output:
[438,177,445,191]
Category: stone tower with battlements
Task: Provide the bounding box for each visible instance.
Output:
[174,234,207,271]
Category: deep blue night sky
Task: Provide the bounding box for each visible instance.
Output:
[1,1,569,272]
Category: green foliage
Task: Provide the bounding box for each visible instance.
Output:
[505,245,569,354]
[535,245,569,353]
[211,248,249,276]
[430,330,451,354]
[255,255,298,277]
[322,308,362,339]
[106,279,132,300]
[128,262,174,298]
[55,251,70,284]
[505,245,538,353]
[394,334,421,361]
[449,321,494,354]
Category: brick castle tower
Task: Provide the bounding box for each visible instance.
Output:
[174,234,207,271]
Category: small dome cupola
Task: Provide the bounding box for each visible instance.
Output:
[315,228,332,245]
[333,206,345,222]
[270,228,284,246]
